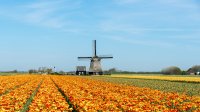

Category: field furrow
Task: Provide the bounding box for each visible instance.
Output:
[0,75,43,111]
[0,75,30,95]
[52,75,200,111]
[28,76,71,112]
[85,76,200,96]
[0,75,199,111]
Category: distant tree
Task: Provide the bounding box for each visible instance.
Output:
[181,71,187,75]
[29,69,33,74]
[59,71,65,74]
[28,69,37,74]
[37,67,53,74]
[46,68,53,74]
[161,66,181,75]
[38,67,47,73]
[191,65,200,72]
[108,68,117,73]
[11,70,18,73]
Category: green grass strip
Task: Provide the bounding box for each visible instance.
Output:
[20,79,44,112]
[51,78,77,112]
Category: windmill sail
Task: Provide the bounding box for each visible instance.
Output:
[99,55,113,59]
[93,40,97,57]
[78,57,92,59]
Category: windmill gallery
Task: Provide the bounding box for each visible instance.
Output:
[77,40,113,75]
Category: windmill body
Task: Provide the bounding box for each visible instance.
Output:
[89,57,102,74]
[78,40,113,75]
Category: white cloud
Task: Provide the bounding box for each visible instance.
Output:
[0,0,82,29]
[1,0,200,46]
[21,1,69,28]
[97,0,200,47]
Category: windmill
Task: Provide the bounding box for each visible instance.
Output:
[78,40,113,75]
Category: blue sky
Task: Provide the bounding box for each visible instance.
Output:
[0,0,200,72]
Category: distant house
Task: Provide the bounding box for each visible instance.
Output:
[187,68,200,75]
[76,66,86,75]
[187,68,194,75]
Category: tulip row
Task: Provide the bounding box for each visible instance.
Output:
[0,75,43,111]
[111,75,200,83]
[51,75,200,111]
[86,76,200,96]
[0,75,199,111]
[0,75,31,95]
[28,76,72,112]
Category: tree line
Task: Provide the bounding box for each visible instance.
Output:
[107,65,200,75]
[161,65,200,75]
[28,67,53,74]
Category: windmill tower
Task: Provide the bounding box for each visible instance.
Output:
[78,40,113,75]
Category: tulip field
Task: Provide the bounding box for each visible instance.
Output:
[87,75,200,96]
[111,75,200,83]
[0,75,200,111]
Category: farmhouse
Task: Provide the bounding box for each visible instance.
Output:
[187,68,200,75]
[76,66,86,75]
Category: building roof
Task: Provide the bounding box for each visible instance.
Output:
[76,66,86,71]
